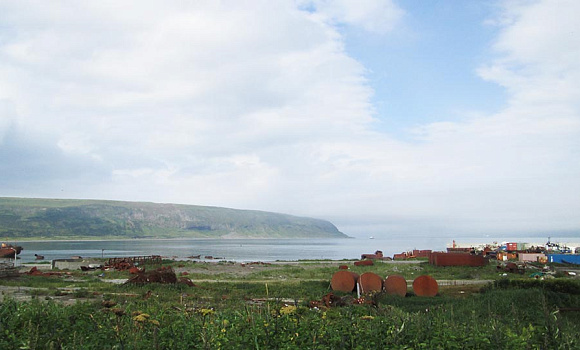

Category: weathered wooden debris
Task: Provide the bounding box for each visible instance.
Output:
[0,262,19,278]
[125,266,195,287]
[125,266,178,284]
[309,292,352,308]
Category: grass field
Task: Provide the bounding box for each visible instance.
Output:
[1,259,579,349]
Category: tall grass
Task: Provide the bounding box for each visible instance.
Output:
[1,281,580,349]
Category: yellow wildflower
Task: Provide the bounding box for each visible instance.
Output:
[198,308,215,316]
[133,315,147,322]
[280,305,297,315]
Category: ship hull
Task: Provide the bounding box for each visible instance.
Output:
[0,245,23,258]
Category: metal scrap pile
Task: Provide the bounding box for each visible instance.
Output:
[25,266,66,277]
[497,262,526,274]
[126,266,177,284]
[106,256,162,271]
[106,258,136,271]
[125,266,195,286]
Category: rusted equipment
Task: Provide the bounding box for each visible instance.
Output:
[106,255,162,271]
[108,255,162,266]
[446,247,472,253]
[361,250,384,260]
[412,250,432,258]
[393,253,409,260]
[24,266,64,277]
[354,260,374,266]
[498,262,525,274]
[309,292,354,309]
[321,292,350,307]
[429,252,486,267]
[126,266,177,284]
[338,265,349,270]
[330,270,358,292]
[358,272,383,293]
[128,266,142,274]
[383,275,407,297]
[412,275,438,297]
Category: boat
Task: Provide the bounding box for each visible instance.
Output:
[0,243,23,258]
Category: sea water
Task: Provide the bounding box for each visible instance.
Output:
[12,236,431,263]
[9,231,574,264]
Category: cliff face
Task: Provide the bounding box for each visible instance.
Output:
[0,197,347,239]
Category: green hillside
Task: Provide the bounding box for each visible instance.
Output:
[0,197,347,240]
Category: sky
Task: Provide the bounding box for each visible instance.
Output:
[1,0,579,240]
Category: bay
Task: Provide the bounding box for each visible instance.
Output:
[12,236,432,264]
[7,233,575,264]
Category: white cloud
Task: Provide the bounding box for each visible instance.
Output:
[300,0,405,34]
[0,1,375,202]
[0,0,579,236]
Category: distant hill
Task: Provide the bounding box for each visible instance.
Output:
[0,197,347,240]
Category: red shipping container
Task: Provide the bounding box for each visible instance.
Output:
[413,250,432,258]
[507,243,518,251]
[429,253,486,267]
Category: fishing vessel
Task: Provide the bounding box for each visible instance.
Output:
[0,243,23,258]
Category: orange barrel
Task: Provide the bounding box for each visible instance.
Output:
[412,275,438,297]
[331,270,357,292]
[383,275,407,297]
[358,272,383,293]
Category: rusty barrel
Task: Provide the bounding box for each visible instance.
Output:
[354,259,374,266]
[358,272,383,293]
[412,275,438,297]
[384,275,407,297]
[331,270,359,292]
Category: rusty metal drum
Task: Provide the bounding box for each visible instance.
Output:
[412,275,438,297]
[384,275,407,297]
